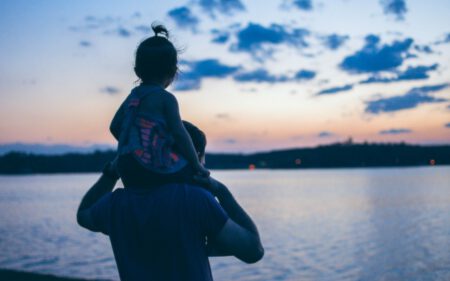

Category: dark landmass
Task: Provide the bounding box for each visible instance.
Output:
[0,142,113,156]
[0,269,107,281]
[0,142,449,174]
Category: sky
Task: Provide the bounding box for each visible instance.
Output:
[0,0,449,153]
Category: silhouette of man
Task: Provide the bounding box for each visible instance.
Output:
[77,121,264,281]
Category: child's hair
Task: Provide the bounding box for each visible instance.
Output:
[134,23,178,84]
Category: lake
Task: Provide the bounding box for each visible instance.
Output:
[0,167,449,281]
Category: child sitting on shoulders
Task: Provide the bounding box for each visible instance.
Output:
[110,24,209,188]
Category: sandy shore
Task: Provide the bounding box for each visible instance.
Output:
[0,269,110,281]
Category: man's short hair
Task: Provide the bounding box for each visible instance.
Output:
[182,121,206,156]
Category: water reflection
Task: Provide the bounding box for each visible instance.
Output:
[355,168,450,281]
[0,167,449,281]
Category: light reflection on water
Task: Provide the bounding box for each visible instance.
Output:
[0,167,449,281]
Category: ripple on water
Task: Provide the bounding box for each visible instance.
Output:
[1,169,450,281]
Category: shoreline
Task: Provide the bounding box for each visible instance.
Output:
[1,143,449,174]
[0,163,448,176]
[0,269,109,281]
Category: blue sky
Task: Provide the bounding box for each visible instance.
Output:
[0,0,449,152]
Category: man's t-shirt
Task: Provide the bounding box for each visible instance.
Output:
[89,184,229,281]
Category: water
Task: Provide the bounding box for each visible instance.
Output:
[0,167,449,281]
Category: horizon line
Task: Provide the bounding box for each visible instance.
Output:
[1,139,450,156]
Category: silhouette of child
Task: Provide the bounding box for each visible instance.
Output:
[110,24,209,188]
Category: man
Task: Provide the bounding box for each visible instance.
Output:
[77,122,264,281]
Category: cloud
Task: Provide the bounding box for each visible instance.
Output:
[233,68,316,83]
[445,123,450,128]
[85,15,96,21]
[317,84,353,95]
[69,15,121,33]
[79,40,92,47]
[211,29,230,44]
[379,128,412,135]
[414,45,433,54]
[444,33,450,43]
[360,64,439,84]
[216,113,230,119]
[70,14,151,39]
[185,59,240,77]
[380,0,407,20]
[435,33,450,45]
[379,64,437,80]
[365,83,449,114]
[230,23,310,58]
[174,59,240,91]
[223,138,237,144]
[340,35,413,73]
[318,131,334,138]
[233,69,288,83]
[167,6,199,31]
[321,34,349,50]
[173,72,201,91]
[295,69,316,80]
[101,86,121,95]
[117,27,132,37]
[290,0,314,11]
[195,0,245,17]
[176,63,314,87]
[135,25,151,34]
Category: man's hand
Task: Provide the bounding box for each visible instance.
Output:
[192,175,222,195]
[77,159,119,231]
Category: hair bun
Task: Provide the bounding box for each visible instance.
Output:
[152,23,169,38]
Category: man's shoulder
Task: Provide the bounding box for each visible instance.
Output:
[184,184,212,195]
[164,184,217,204]
[110,184,213,200]
[110,184,223,220]
[182,184,218,202]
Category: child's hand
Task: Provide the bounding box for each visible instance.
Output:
[193,175,222,196]
[195,164,210,177]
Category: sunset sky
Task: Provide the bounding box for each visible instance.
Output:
[1,0,449,153]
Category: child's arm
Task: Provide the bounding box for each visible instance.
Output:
[110,99,127,141]
[164,93,209,176]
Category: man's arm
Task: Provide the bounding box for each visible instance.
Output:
[196,176,264,264]
[76,161,119,231]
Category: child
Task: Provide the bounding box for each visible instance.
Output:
[110,24,209,188]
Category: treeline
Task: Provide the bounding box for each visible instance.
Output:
[0,151,115,174]
[206,143,450,169]
[0,142,449,174]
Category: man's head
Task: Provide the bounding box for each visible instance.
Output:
[182,121,207,164]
